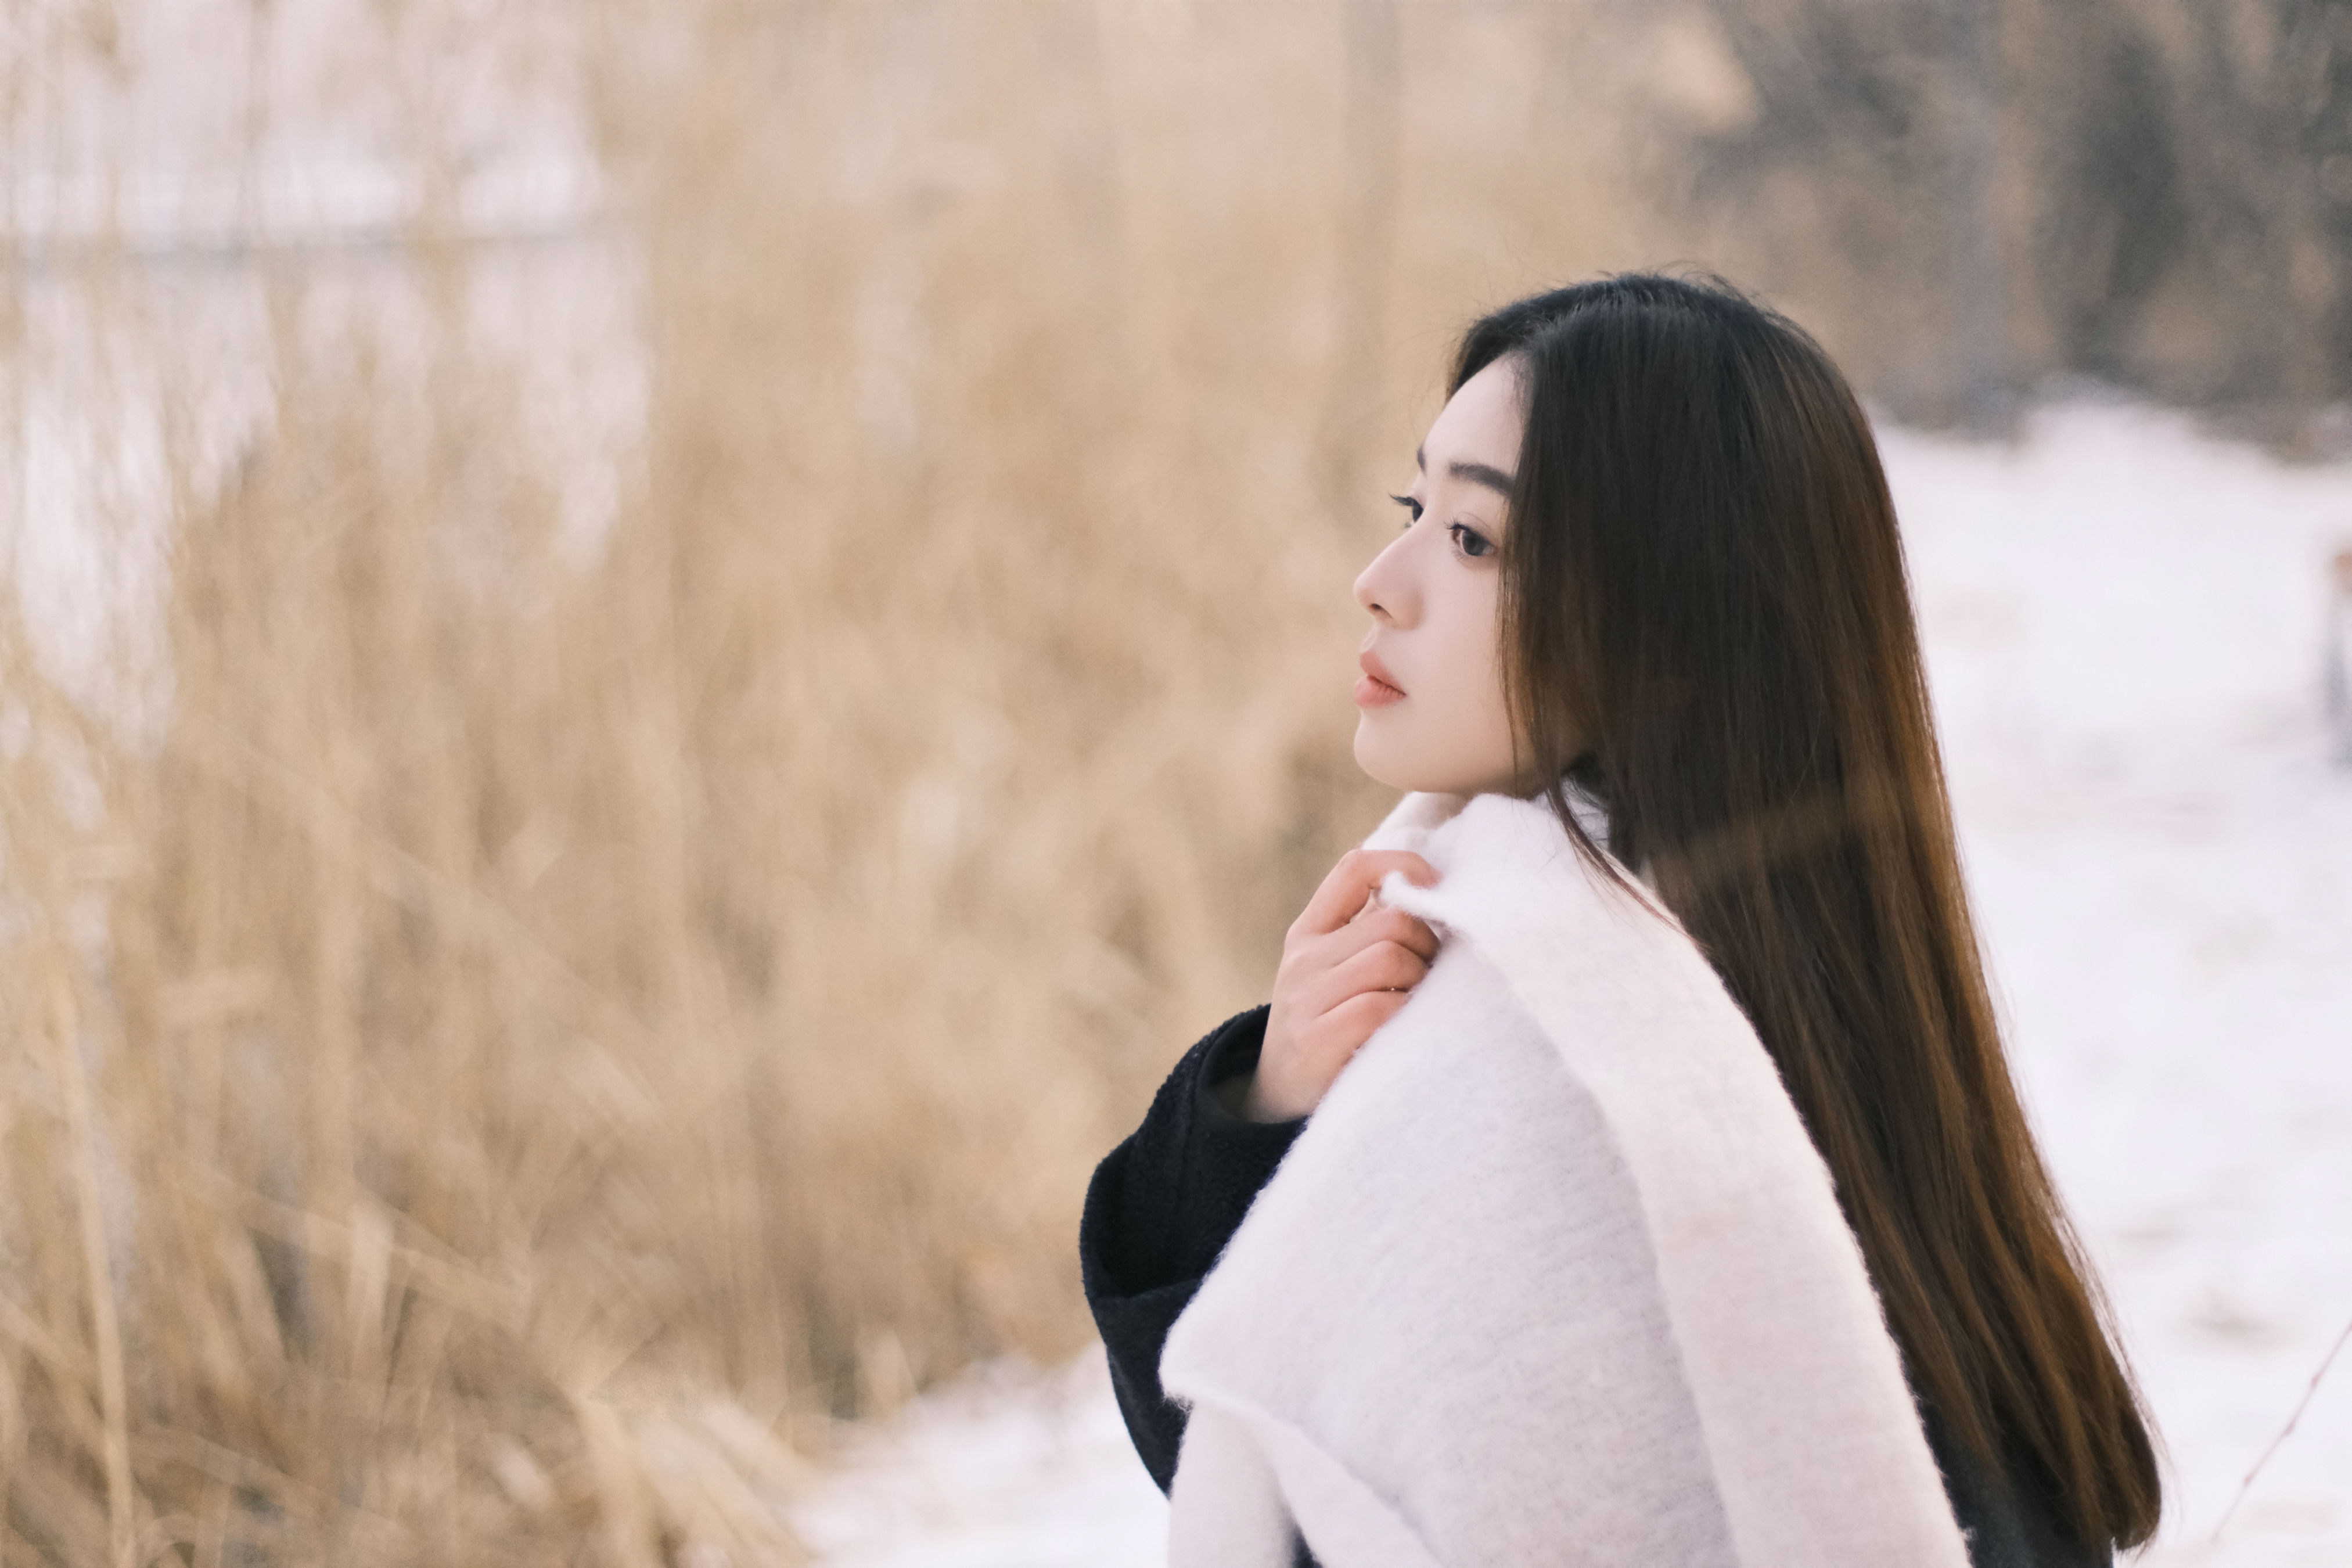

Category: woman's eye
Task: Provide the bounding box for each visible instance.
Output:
[1389,492,1423,527]
[1450,523,1495,559]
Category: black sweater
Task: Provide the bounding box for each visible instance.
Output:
[1079,1005,2109,1568]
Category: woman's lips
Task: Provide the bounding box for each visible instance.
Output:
[1355,652,1405,709]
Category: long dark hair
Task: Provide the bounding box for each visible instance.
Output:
[1456,274,2160,1549]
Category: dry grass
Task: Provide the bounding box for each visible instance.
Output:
[0,2,1662,1560]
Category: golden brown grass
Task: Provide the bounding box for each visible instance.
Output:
[0,1,1678,1560]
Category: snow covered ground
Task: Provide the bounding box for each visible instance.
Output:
[795,400,2352,1567]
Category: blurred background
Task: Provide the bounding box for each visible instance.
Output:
[2,1,2349,1564]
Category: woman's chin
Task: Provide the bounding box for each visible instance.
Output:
[1350,721,1406,790]
[1354,721,1526,798]
[1352,722,1441,794]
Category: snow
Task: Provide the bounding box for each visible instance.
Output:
[798,400,2352,1567]
[790,1357,1167,1568]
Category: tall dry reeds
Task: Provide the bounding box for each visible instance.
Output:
[0,2,1653,1560]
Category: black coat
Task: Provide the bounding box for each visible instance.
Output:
[1080,1006,2110,1568]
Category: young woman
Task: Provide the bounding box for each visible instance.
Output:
[1080,275,2162,1567]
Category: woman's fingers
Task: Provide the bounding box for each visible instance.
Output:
[1261,976,1416,1120]
[1293,850,1439,936]
[1317,986,1415,1046]
[1288,941,1427,1034]
[1253,848,1441,1121]
[1324,938,1429,1001]
[1330,904,1439,963]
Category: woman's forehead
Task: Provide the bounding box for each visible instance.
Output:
[1423,359,1524,475]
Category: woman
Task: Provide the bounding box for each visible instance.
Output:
[1080,275,2162,1567]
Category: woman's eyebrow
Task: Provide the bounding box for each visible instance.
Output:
[1451,459,1516,497]
[1414,447,1516,498]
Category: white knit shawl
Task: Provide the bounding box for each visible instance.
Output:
[1159,790,1971,1568]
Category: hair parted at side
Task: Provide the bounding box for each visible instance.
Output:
[1455,273,2162,1549]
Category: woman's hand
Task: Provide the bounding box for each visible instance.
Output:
[1241,850,1441,1123]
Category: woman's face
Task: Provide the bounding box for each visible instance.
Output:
[1351,356,1526,797]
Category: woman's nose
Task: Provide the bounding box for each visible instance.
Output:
[1354,535,1418,626]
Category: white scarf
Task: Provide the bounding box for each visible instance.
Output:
[1160,790,1971,1567]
